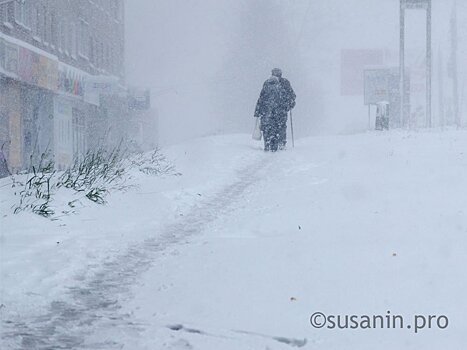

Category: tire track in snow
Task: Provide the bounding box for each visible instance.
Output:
[1,155,272,350]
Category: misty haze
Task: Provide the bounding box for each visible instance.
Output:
[1,0,466,349]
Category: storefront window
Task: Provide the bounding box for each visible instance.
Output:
[14,0,31,28]
[0,3,11,24]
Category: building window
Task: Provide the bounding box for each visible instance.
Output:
[42,5,48,43]
[59,21,67,53]
[50,12,57,48]
[14,0,31,28]
[100,41,104,68]
[0,3,11,25]
[0,5,5,24]
[78,19,89,58]
[33,5,41,38]
[0,39,5,69]
[68,22,77,58]
[110,45,115,72]
[4,42,18,73]
[105,43,110,69]
[111,0,123,21]
[89,36,94,64]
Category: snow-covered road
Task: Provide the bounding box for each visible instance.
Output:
[2,131,467,349]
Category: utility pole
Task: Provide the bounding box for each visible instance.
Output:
[438,49,445,128]
[451,2,460,127]
[400,0,406,128]
[426,0,432,128]
[400,0,432,128]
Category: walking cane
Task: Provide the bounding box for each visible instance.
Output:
[290,110,295,148]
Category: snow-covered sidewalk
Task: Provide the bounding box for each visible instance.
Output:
[106,130,467,350]
[0,135,266,348]
[2,131,467,349]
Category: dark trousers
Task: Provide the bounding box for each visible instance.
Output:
[262,113,287,152]
[263,123,280,151]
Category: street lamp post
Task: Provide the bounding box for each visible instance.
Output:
[400,0,432,128]
[426,0,432,128]
[400,0,405,128]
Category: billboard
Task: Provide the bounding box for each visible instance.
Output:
[58,63,86,97]
[18,47,58,92]
[341,49,385,96]
[83,75,121,106]
[364,69,391,105]
[1,33,58,92]
[364,67,410,127]
[128,88,151,111]
[402,0,430,9]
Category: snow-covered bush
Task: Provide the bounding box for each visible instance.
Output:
[131,148,180,176]
[11,145,176,218]
[58,143,129,205]
[12,151,56,217]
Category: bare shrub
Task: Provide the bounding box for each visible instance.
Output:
[11,144,177,218]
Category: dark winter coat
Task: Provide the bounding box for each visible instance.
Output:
[254,76,296,128]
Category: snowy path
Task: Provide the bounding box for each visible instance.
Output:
[1,136,271,349]
[2,131,467,349]
[109,131,467,349]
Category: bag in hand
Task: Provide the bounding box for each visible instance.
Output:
[252,118,262,141]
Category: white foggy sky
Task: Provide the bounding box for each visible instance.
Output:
[125,0,456,143]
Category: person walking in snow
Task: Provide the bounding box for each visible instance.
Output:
[254,68,296,152]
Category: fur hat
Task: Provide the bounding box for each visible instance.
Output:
[271,68,282,77]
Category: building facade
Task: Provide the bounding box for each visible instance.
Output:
[0,0,151,174]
